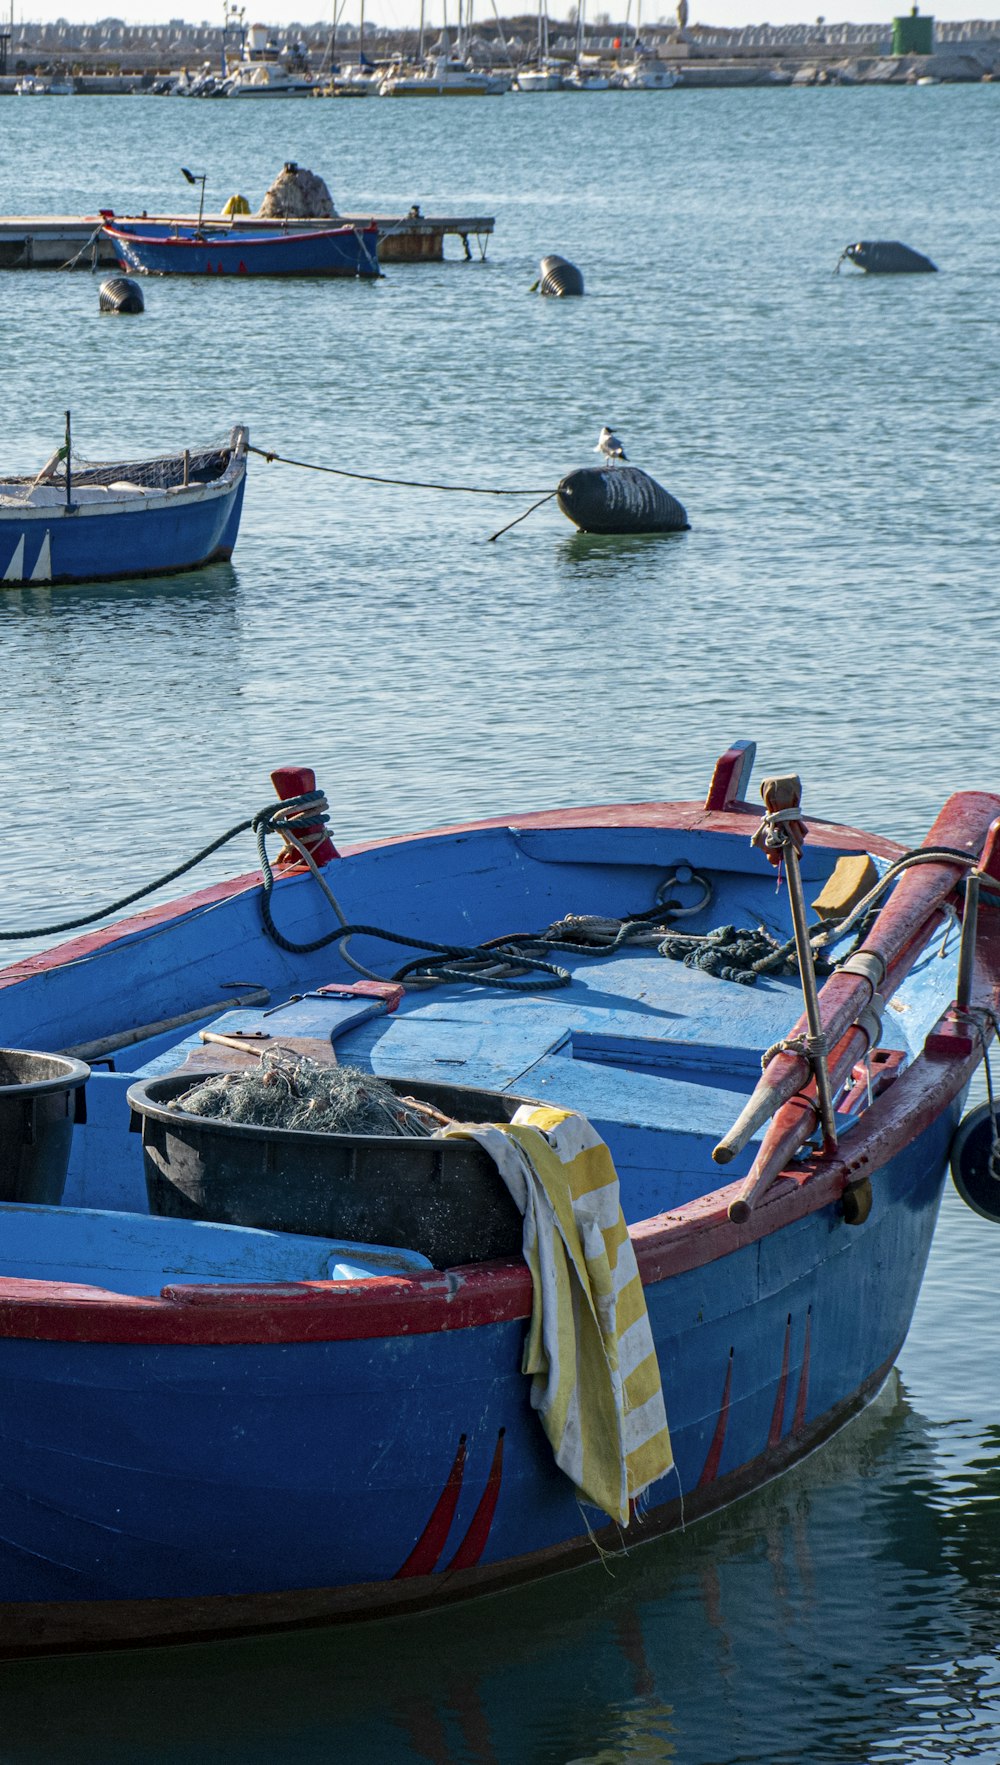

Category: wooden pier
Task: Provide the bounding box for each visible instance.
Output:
[0,211,495,269]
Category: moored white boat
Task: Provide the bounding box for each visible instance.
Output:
[379,44,505,94]
[515,62,563,89]
[619,56,679,87]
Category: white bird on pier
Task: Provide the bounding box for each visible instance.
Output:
[595,426,627,467]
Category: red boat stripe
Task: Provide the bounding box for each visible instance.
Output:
[395,1435,467,1578]
[443,1430,505,1573]
[768,1314,792,1448]
[792,1307,812,1434]
[698,1349,733,1486]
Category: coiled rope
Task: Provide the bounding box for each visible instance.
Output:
[259,816,703,990]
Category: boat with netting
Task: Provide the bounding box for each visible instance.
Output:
[1,743,999,1654]
[0,423,248,586]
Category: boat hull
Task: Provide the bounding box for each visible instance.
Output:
[0,1102,956,1655]
[1,770,996,1656]
[105,224,380,278]
[0,472,246,586]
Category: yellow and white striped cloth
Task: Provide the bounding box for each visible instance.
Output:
[444,1104,673,1525]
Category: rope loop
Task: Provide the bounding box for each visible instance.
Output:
[761,1034,809,1071]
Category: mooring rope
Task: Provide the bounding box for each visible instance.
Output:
[247,443,550,497]
[0,792,327,943]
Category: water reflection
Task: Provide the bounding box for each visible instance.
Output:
[559,529,690,576]
[4,1375,1000,1765]
[0,560,239,622]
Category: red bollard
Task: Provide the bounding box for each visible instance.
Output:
[270,765,338,869]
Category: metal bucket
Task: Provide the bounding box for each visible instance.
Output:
[0,1049,90,1206]
[127,1073,530,1268]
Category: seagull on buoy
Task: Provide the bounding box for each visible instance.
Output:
[595,426,627,468]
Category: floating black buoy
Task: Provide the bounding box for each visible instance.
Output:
[841,240,937,275]
[950,1103,1000,1222]
[99,276,145,314]
[538,254,584,297]
[556,465,689,535]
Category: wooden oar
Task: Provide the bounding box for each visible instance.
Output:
[713,788,1000,1175]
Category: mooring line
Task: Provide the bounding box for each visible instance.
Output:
[247,443,550,498]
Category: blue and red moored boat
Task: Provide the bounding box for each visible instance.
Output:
[0,424,248,586]
[1,743,998,1655]
[102,216,381,277]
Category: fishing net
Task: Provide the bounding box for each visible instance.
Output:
[0,432,238,499]
[171,1052,442,1137]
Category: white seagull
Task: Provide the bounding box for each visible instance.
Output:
[595,426,627,468]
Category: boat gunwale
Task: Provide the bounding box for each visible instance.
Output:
[0,472,242,522]
[102,222,379,250]
[0,800,904,990]
[0,432,247,523]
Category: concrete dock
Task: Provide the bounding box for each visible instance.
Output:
[0,212,495,269]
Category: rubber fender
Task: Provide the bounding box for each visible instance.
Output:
[538,254,584,297]
[844,240,937,274]
[99,276,145,314]
[556,465,689,534]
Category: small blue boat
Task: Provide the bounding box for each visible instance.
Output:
[103,218,381,278]
[0,425,248,586]
[0,744,998,1655]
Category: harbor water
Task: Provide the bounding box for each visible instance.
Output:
[2,84,1000,1761]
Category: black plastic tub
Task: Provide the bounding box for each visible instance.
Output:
[0,1049,90,1206]
[127,1073,531,1268]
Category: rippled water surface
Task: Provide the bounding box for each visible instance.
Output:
[2,86,1000,1762]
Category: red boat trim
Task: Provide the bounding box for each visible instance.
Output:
[0,1351,898,1660]
[103,224,378,249]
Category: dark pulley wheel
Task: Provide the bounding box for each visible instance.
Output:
[950,1103,1000,1222]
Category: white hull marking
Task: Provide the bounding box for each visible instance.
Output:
[2,535,25,582]
[29,530,52,582]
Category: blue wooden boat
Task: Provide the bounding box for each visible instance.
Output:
[0,425,248,586]
[103,218,381,278]
[1,743,998,1655]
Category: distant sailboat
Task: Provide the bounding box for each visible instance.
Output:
[515,1,563,89]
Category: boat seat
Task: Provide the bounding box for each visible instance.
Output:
[133,992,394,1078]
[0,1203,432,1298]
